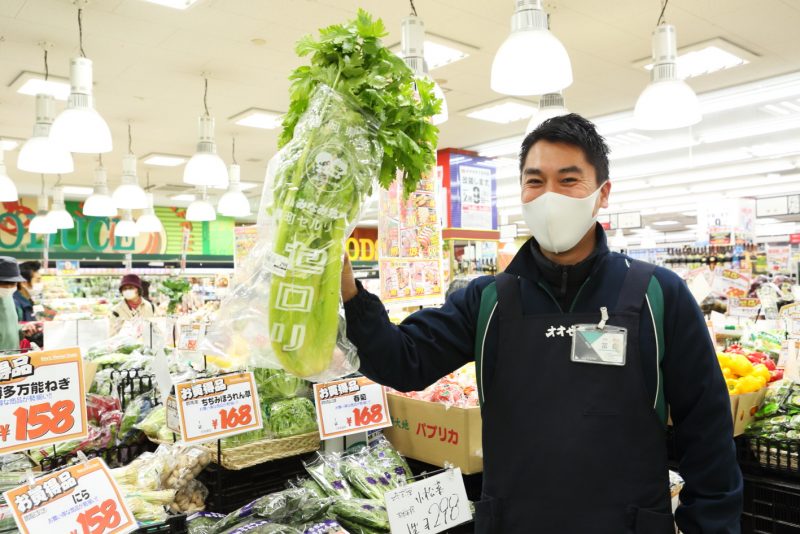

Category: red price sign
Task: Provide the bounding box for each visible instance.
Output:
[314,377,391,439]
[174,372,263,444]
[0,348,87,455]
[4,458,135,534]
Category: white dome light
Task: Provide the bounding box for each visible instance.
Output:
[84,163,117,217]
[111,154,147,210]
[46,187,74,230]
[136,193,163,233]
[217,164,251,218]
[526,92,569,133]
[186,187,216,221]
[17,94,74,174]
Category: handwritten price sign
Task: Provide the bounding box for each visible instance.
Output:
[4,458,135,534]
[0,348,87,455]
[174,372,262,444]
[313,377,391,439]
[385,468,472,534]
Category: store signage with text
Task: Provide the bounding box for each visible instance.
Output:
[174,372,262,444]
[4,458,136,534]
[313,377,391,439]
[346,237,378,261]
[0,348,87,455]
[385,468,472,534]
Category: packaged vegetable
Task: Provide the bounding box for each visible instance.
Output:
[336,517,385,534]
[219,520,301,534]
[135,405,167,440]
[172,479,208,514]
[266,397,318,438]
[369,435,412,486]
[301,519,351,534]
[210,496,266,534]
[187,512,226,534]
[254,367,306,400]
[165,444,212,491]
[341,453,393,500]
[330,498,390,531]
[303,453,353,499]
[287,477,327,499]
[125,495,168,523]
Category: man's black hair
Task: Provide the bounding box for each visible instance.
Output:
[19,261,41,284]
[519,113,610,185]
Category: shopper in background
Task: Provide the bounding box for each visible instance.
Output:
[0,257,38,350]
[14,260,42,322]
[342,114,742,533]
[110,273,155,335]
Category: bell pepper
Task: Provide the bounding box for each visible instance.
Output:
[762,358,777,371]
[752,364,771,384]
[729,354,754,377]
[726,378,740,395]
[722,367,734,380]
[770,369,784,382]
[717,353,733,370]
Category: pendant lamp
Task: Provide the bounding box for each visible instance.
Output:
[137,193,163,233]
[526,92,569,133]
[29,180,56,235]
[217,139,251,218]
[400,13,448,125]
[47,185,74,230]
[184,78,228,187]
[84,156,117,217]
[112,125,147,209]
[18,94,74,174]
[115,210,140,238]
[186,186,216,222]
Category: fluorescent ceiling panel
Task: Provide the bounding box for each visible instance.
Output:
[463,99,537,124]
[170,194,196,202]
[634,38,754,79]
[0,138,22,151]
[230,108,283,130]
[9,71,71,101]
[62,186,94,196]
[142,153,188,167]
[140,0,201,9]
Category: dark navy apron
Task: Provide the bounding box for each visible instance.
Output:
[475,260,674,533]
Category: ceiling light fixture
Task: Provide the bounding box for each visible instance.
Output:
[0,150,18,202]
[0,139,21,152]
[230,108,283,130]
[652,219,679,226]
[491,0,572,96]
[140,0,201,9]
[50,8,113,153]
[526,92,569,133]
[634,5,701,131]
[635,38,753,80]
[218,138,251,218]
[111,124,147,209]
[83,156,117,217]
[115,210,140,238]
[10,70,72,101]
[61,186,93,196]
[401,8,448,125]
[29,176,56,235]
[137,193,164,234]
[46,184,74,230]
[170,194,196,202]
[142,153,188,167]
[184,77,228,188]
[465,98,538,124]
[186,186,216,221]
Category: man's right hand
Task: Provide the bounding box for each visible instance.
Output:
[342,255,358,303]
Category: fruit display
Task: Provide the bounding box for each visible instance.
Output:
[716,344,782,395]
[388,362,478,407]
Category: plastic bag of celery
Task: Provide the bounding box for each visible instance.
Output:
[203,85,381,381]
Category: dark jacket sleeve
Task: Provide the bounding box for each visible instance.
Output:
[343,277,492,392]
[660,272,743,533]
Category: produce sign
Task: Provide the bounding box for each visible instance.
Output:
[712,269,751,298]
[0,348,87,455]
[4,458,135,534]
[174,372,263,444]
[728,297,761,319]
[384,468,471,534]
[313,377,391,439]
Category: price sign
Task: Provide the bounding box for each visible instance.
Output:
[313,377,391,440]
[0,348,87,455]
[728,297,761,318]
[385,468,472,534]
[176,323,206,351]
[174,372,262,444]
[4,458,136,534]
[712,269,751,298]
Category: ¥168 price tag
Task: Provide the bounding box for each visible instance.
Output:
[385,468,472,534]
[313,377,391,440]
[174,372,263,444]
[0,348,87,455]
[4,457,136,534]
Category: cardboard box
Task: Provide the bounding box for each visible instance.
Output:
[382,394,483,474]
[83,361,97,391]
[733,388,767,436]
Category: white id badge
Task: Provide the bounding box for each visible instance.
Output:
[571,324,628,366]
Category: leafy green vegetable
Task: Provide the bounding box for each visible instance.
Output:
[341,454,393,500]
[303,454,354,499]
[161,278,191,315]
[267,9,439,378]
[254,368,305,400]
[266,397,318,438]
[330,498,390,531]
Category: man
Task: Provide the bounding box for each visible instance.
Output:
[14,260,42,322]
[341,115,742,533]
[110,274,155,335]
[0,257,38,350]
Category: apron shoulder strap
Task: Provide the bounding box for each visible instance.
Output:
[615,259,657,314]
[495,272,523,318]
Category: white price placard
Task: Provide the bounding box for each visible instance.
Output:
[0,348,87,455]
[385,468,472,534]
[728,297,761,318]
[174,372,262,444]
[176,323,206,351]
[4,458,136,534]
[313,377,391,440]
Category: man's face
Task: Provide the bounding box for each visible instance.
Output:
[521,140,610,213]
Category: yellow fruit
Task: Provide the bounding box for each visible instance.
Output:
[725,378,740,395]
[729,354,754,377]
[717,353,733,370]
[722,367,734,379]
[737,374,763,394]
[752,364,771,383]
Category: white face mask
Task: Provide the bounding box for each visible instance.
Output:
[0,287,16,298]
[122,289,138,301]
[522,185,603,254]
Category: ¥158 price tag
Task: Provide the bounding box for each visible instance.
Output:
[385,468,472,534]
[0,348,87,455]
[174,372,263,444]
[313,377,391,439]
[4,457,136,534]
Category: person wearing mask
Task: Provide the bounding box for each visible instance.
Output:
[14,260,42,322]
[0,257,38,350]
[341,115,742,533]
[110,274,155,335]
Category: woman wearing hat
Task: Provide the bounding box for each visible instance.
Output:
[0,257,38,350]
[110,274,155,335]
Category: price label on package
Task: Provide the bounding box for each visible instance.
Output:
[385,468,472,534]
[4,457,136,534]
[313,377,391,439]
[175,372,262,443]
[176,323,206,351]
[0,348,87,455]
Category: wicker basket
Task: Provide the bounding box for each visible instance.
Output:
[203,432,320,470]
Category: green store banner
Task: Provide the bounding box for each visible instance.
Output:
[0,197,234,258]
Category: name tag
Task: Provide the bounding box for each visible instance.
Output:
[571,324,627,366]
